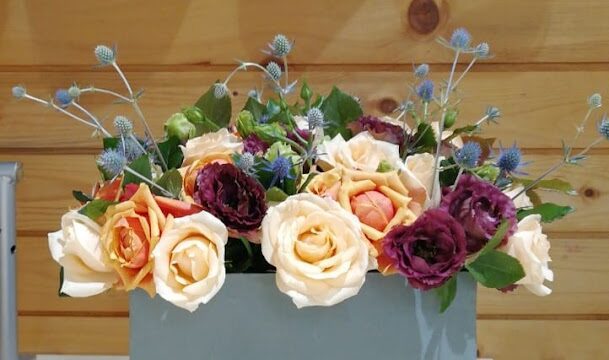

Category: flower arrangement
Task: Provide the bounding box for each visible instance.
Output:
[12,29,609,313]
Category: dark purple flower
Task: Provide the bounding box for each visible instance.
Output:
[382,209,467,290]
[194,163,267,232]
[440,174,517,253]
[243,134,269,155]
[351,115,405,146]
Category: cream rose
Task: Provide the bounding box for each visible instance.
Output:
[261,193,369,308]
[152,211,228,312]
[503,185,533,209]
[48,211,118,297]
[317,131,402,172]
[180,128,243,166]
[500,214,553,296]
[399,153,439,209]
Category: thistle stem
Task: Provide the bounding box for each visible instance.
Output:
[224,62,283,91]
[282,55,289,88]
[22,94,101,131]
[112,61,168,171]
[475,115,489,127]
[123,166,174,198]
[80,87,132,103]
[277,135,307,155]
[452,168,464,191]
[71,102,112,137]
[129,134,149,156]
[566,108,593,158]
[451,57,477,92]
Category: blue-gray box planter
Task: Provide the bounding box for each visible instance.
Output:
[130,272,476,360]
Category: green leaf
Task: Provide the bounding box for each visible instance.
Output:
[514,177,577,196]
[447,124,479,140]
[224,237,254,273]
[435,276,457,313]
[102,137,119,150]
[243,96,266,122]
[123,155,152,186]
[413,122,437,152]
[320,86,363,139]
[78,199,116,221]
[72,190,92,203]
[190,114,221,135]
[466,250,525,289]
[153,169,182,198]
[194,83,232,129]
[266,187,289,202]
[479,221,509,256]
[526,189,543,207]
[58,267,70,297]
[157,137,184,169]
[517,203,574,223]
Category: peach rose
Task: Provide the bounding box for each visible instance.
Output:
[399,153,440,209]
[100,184,167,296]
[317,132,402,172]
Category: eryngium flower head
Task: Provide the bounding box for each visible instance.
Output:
[474,42,490,58]
[97,149,126,178]
[414,63,429,78]
[118,137,145,162]
[440,174,517,253]
[68,85,81,98]
[235,152,257,177]
[454,141,482,169]
[353,115,405,146]
[598,115,609,140]
[265,61,282,81]
[306,107,325,130]
[486,106,501,122]
[270,34,292,57]
[263,155,295,187]
[450,28,472,50]
[113,115,133,136]
[94,45,115,65]
[11,85,26,99]
[194,163,267,232]
[497,143,524,174]
[243,134,269,155]
[54,89,73,108]
[416,79,434,102]
[382,209,467,290]
[213,83,229,99]
[588,93,602,108]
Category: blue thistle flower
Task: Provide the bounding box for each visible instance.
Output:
[68,85,81,98]
[588,93,602,109]
[235,152,257,177]
[450,28,472,50]
[12,85,26,99]
[485,106,501,123]
[454,142,482,169]
[269,34,292,57]
[266,61,282,81]
[496,143,525,174]
[54,89,73,108]
[306,107,325,130]
[248,89,260,100]
[118,137,145,162]
[97,149,126,178]
[598,115,609,140]
[474,42,490,58]
[94,45,115,65]
[214,83,228,99]
[113,115,133,136]
[263,155,294,187]
[416,80,434,102]
[414,63,429,78]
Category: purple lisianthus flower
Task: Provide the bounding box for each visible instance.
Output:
[440,174,517,253]
[382,209,467,290]
[243,134,269,155]
[194,163,267,232]
[351,115,405,145]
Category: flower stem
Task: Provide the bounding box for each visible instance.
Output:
[566,108,593,158]
[71,102,112,137]
[111,61,168,171]
[23,94,101,131]
[452,168,464,191]
[451,57,477,92]
[278,135,307,155]
[123,166,174,198]
[224,61,283,93]
[80,87,132,103]
[282,55,289,89]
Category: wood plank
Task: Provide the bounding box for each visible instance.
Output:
[2,71,609,149]
[18,316,609,358]
[2,1,609,65]
[17,234,609,315]
[477,320,609,360]
[2,153,607,233]
[18,316,128,355]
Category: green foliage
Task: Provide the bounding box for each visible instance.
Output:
[78,199,116,221]
[157,136,184,169]
[242,97,266,123]
[376,160,394,173]
[320,86,363,139]
[72,190,92,203]
[58,267,69,297]
[439,158,459,187]
[300,80,313,110]
[182,106,220,136]
[236,110,256,138]
[478,221,509,255]
[443,109,459,129]
[517,203,574,223]
[413,122,437,152]
[153,169,182,198]
[513,178,577,196]
[466,250,525,289]
[123,155,152,186]
[194,83,232,129]
[266,187,289,203]
[102,137,119,150]
[435,276,457,313]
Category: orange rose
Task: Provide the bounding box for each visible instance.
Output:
[100,183,167,295]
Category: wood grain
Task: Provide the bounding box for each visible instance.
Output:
[18,316,609,358]
[2,71,609,149]
[3,1,609,65]
[17,235,609,316]
[2,153,607,233]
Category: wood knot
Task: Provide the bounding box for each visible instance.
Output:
[232,90,239,97]
[408,0,440,35]
[379,98,399,114]
[582,187,600,199]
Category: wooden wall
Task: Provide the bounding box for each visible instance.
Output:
[1,1,608,358]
